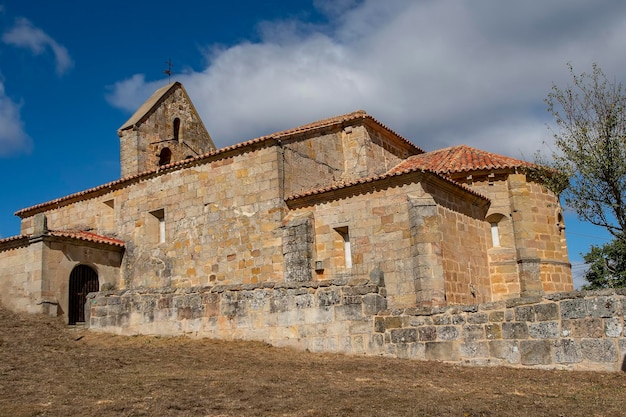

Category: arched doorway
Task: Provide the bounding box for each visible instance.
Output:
[68,265,99,325]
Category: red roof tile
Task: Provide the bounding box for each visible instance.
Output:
[0,235,29,245]
[48,230,125,247]
[0,231,124,249]
[286,165,488,203]
[389,145,535,176]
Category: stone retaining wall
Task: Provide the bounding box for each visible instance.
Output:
[376,291,626,371]
[87,285,626,372]
[86,279,387,354]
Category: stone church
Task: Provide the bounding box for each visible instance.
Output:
[0,82,572,328]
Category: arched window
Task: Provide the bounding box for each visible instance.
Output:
[556,210,565,235]
[486,213,506,248]
[158,147,172,166]
[173,118,181,142]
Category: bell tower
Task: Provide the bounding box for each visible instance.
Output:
[117,82,216,178]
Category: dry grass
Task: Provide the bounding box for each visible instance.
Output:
[1,306,625,416]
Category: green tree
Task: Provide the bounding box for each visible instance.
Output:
[538,64,626,240]
[582,239,626,289]
[536,63,626,287]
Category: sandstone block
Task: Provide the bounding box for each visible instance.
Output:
[390,328,418,343]
[586,296,620,318]
[553,338,582,364]
[425,341,460,361]
[528,321,559,339]
[605,317,623,338]
[581,339,618,363]
[462,324,485,341]
[562,318,604,338]
[534,303,559,321]
[437,325,460,341]
[460,341,489,359]
[502,322,529,339]
[520,340,552,365]
[418,326,437,341]
[560,299,587,319]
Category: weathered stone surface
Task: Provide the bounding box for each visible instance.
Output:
[586,296,620,318]
[467,312,488,324]
[580,339,618,363]
[488,311,505,322]
[362,293,386,315]
[489,340,520,364]
[605,317,623,338]
[515,305,535,322]
[425,341,459,361]
[485,324,502,340]
[418,326,437,341]
[437,325,460,341]
[528,321,559,339]
[317,289,341,307]
[460,341,489,359]
[520,340,552,365]
[336,304,363,321]
[553,339,582,364]
[502,322,529,339]
[462,324,484,341]
[535,303,559,321]
[390,328,418,344]
[407,315,433,327]
[562,318,604,338]
[560,299,587,319]
[432,314,465,325]
[83,287,626,372]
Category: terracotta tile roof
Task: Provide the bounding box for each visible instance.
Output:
[48,230,125,247]
[389,145,535,176]
[0,231,124,249]
[0,234,29,245]
[16,110,422,218]
[286,164,488,203]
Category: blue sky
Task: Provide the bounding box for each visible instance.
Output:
[1,1,623,288]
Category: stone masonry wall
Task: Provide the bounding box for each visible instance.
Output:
[87,278,387,354]
[88,287,626,372]
[376,290,626,372]
[19,146,285,290]
[470,175,572,297]
[281,125,411,198]
[0,238,43,314]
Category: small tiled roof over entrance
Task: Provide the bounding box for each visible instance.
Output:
[389,144,535,176]
[0,231,124,251]
[48,230,125,248]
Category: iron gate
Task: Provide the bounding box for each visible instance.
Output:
[68,265,99,325]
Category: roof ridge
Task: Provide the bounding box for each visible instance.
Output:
[118,82,181,131]
[16,110,423,218]
[286,164,488,202]
[390,144,535,175]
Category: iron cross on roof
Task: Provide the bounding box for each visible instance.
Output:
[164,59,174,84]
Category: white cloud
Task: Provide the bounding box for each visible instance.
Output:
[106,0,626,161]
[2,18,73,76]
[0,81,32,157]
[105,74,163,113]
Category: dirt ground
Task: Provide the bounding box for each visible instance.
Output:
[1,307,625,417]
